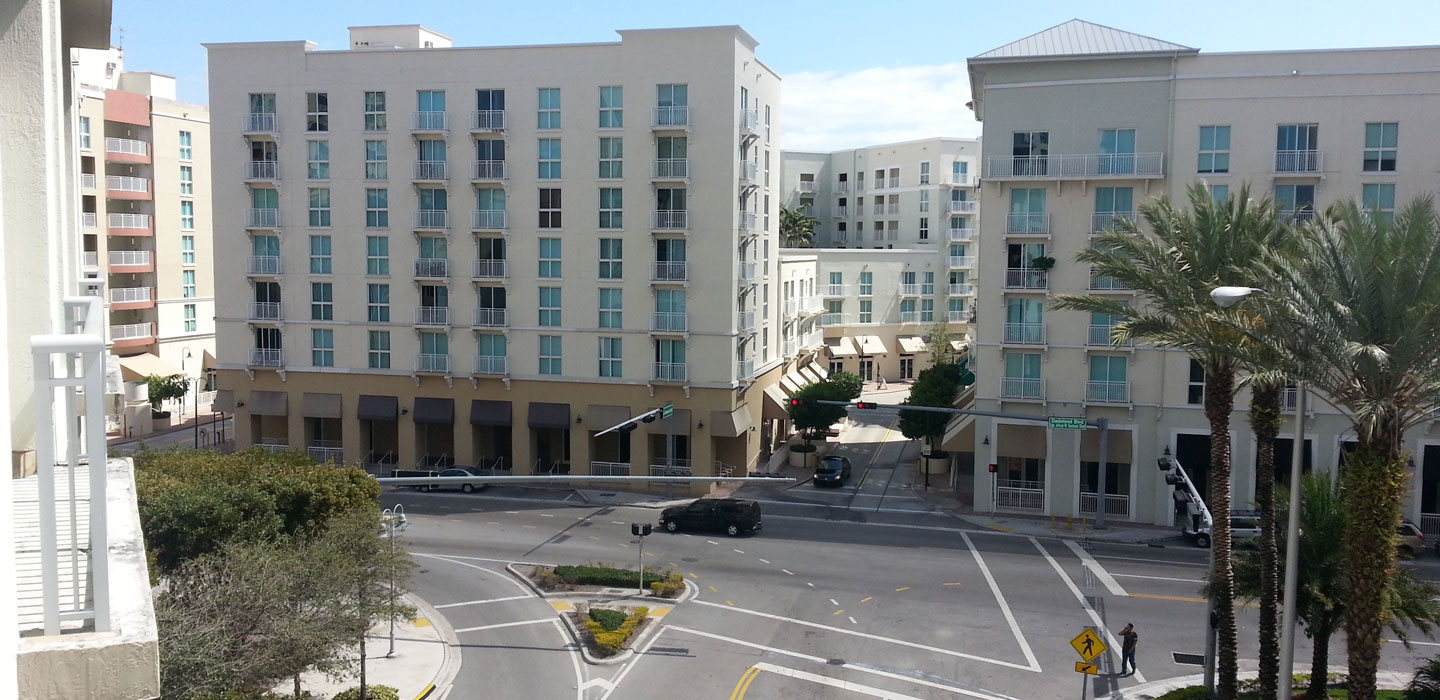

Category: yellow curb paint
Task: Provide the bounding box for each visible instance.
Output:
[411,683,436,700]
[708,585,718,592]
[942,583,963,587]
[411,617,431,627]
[894,587,910,592]
[550,601,574,612]
[588,536,600,540]
[522,525,538,529]
[619,543,630,548]
[986,524,1013,532]
[669,562,680,568]
[486,521,501,525]
[645,552,657,557]
[727,600,734,606]
[860,596,872,603]
[650,607,671,618]
[688,572,699,579]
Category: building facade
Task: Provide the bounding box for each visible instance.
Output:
[206,25,784,479]
[965,20,1440,527]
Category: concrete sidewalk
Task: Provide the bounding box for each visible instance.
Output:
[281,593,458,700]
[1101,668,1412,699]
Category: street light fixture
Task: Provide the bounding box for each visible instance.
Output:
[381,505,408,659]
[1208,286,1266,308]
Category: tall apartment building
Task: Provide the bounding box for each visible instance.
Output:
[206,25,783,479]
[73,48,217,421]
[964,20,1440,527]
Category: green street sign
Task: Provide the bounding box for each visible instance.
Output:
[661,404,674,419]
[1048,417,1088,430]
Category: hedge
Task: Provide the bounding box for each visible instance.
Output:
[583,607,649,655]
[333,686,399,700]
[589,607,628,631]
[554,564,668,588]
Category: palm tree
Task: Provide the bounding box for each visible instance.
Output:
[1055,183,1289,699]
[1248,380,1284,699]
[1255,197,1440,699]
[780,205,816,248]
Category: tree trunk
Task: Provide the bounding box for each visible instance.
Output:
[1304,627,1331,700]
[293,672,302,698]
[1250,384,1282,700]
[1341,442,1408,700]
[1204,363,1239,699]
[359,632,367,700]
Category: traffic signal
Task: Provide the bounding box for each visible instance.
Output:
[787,398,810,407]
[854,401,878,409]
[641,410,659,423]
[987,463,998,473]
[618,422,639,434]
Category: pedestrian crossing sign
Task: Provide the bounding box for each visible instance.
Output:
[1075,662,1098,675]
[1070,629,1106,662]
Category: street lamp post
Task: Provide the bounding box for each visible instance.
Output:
[382,505,407,658]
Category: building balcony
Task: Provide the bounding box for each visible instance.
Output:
[948,310,973,323]
[651,312,688,333]
[1085,381,1131,404]
[245,161,279,181]
[1006,213,1050,235]
[1282,387,1303,411]
[946,200,977,215]
[244,113,278,134]
[107,213,152,236]
[949,256,977,270]
[471,209,508,231]
[413,111,447,132]
[473,308,508,328]
[82,212,98,229]
[947,227,976,242]
[652,106,689,129]
[1000,377,1045,400]
[108,250,152,272]
[651,261,688,282]
[471,110,506,132]
[945,173,974,187]
[1274,150,1324,174]
[899,284,921,297]
[1088,325,1134,348]
[737,262,757,282]
[833,206,848,218]
[803,329,823,348]
[104,137,149,163]
[474,355,508,376]
[736,359,754,378]
[246,208,281,229]
[783,299,798,316]
[1091,211,1137,234]
[900,311,919,324]
[784,339,798,356]
[739,108,759,134]
[109,286,153,309]
[248,301,282,321]
[472,259,508,280]
[652,362,688,383]
[737,312,756,332]
[739,212,758,231]
[871,205,885,216]
[739,160,757,182]
[1088,273,1131,292]
[652,158,689,180]
[1003,323,1046,345]
[80,172,96,190]
[416,353,450,374]
[415,306,450,327]
[111,322,155,347]
[414,161,448,181]
[887,177,901,188]
[985,153,1165,180]
[307,442,344,465]
[798,181,816,194]
[249,348,284,367]
[82,251,98,268]
[821,313,842,326]
[471,160,507,181]
[884,203,900,215]
[948,283,975,296]
[823,284,846,297]
[415,210,449,230]
[834,182,849,194]
[247,256,282,276]
[651,211,688,231]
[414,258,450,279]
[105,175,150,200]
[1004,268,1048,290]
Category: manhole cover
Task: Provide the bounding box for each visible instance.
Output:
[827,658,845,666]
[682,557,699,563]
[1173,652,1205,666]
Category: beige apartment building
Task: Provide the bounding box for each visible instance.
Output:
[206,25,787,479]
[964,20,1440,527]
[73,48,217,436]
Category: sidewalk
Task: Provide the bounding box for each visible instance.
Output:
[1101,668,1412,699]
[107,404,230,448]
[281,593,458,700]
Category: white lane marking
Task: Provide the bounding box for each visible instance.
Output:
[611,521,625,525]
[1112,573,1205,583]
[580,678,616,691]
[1090,554,1208,568]
[453,618,553,634]
[434,594,531,609]
[848,616,858,625]
[599,623,666,700]
[829,598,838,606]
[691,600,1037,672]
[540,513,555,517]
[469,507,487,511]
[1031,537,1147,684]
[781,569,795,575]
[413,553,536,595]
[706,540,719,545]
[960,532,1042,672]
[1065,540,1128,597]
[806,582,815,587]
[505,511,519,514]
[759,558,771,564]
[751,662,925,700]
[734,549,745,554]
[556,619,585,700]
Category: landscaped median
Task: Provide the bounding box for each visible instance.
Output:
[507,561,698,664]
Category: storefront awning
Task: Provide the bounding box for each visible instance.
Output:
[357,395,398,422]
[528,402,571,429]
[825,336,858,357]
[1081,427,1134,464]
[778,376,802,394]
[762,384,791,420]
[202,349,216,369]
[413,397,454,424]
[249,390,288,417]
[799,366,824,384]
[587,405,630,431]
[898,337,926,354]
[470,400,512,427]
[811,364,829,381]
[787,371,812,388]
[950,340,966,353]
[117,352,184,382]
[300,392,342,419]
[710,405,751,438]
[648,408,690,435]
[856,335,888,355]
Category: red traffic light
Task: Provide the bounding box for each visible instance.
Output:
[987,463,998,473]
[854,401,878,409]
[788,398,804,407]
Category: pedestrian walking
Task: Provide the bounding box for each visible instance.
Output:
[1118,623,1138,675]
[878,376,887,389]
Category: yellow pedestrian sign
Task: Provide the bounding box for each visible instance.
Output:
[1075,662,1099,675]
[1070,629,1107,662]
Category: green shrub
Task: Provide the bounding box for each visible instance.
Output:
[585,607,650,656]
[1154,687,1212,700]
[332,687,399,700]
[650,572,685,598]
[789,444,817,453]
[1408,655,1440,699]
[589,607,628,631]
[553,564,669,588]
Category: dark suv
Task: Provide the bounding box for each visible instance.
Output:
[660,498,763,537]
[814,456,852,487]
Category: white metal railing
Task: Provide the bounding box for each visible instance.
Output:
[108,250,151,267]
[947,227,976,242]
[107,213,150,229]
[949,256,977,269]
[1274,150,1323,174]
[247,256,281,275]
[415,210,449,229]
[948,283,975,296]
[1421,514,1440,536]
[82,251,98,268]
[1003,323,1045,344]
[82,212,97,229]
[1091,212,1137,233]
[249,348,283,367]
[416,353,449,373]
[899,284,921,297]
[651,261,688,281]
[784,339,799,356]
[784,299,798,316]
[1006,213,1050,235]
[798,181,816,193]
[739,160,757,181]
[803,297,824,314]
[947,173,973,187]
[1089,273,1129,291]
[415,306,450,326]
[1086,381,1131,404]
[737,312,756,332]
[872,205,885,216]
[739,109,758,132]
[473,308,508,327]
[413,111,446,131]
[246,161,279,180]
[248,302,281,321]
[472,160,507,180]
[652,211,689,230]
[652,312,687,332]
[414,258,449,278]
[650,462,693,478]
[823,284,846,297]
[653,106,689,128]
[738,262,757,282]
[30,291,111,634]
[244,113,278,132]
[80,173,95,189]
[471,110,506,131]
[104,137,147,157]
[308,445,344,465]
[1005,268,1047,289]
[986,153,1165,179]
[946,200,977,215]
[472,259,508,279]
[1088,325,1130,347]
[996,480,1045,510]
[948,310,970,323]
[1079,493,1131,517]
[653,158,689,179]
[652,362,688,382]
[110,323,152,341]
[471,209,508,230]
[834,206,849,218]
[109,287,151,304]
[591,461,631,477]
[1282,387,1301,412]
[835,182,850,193]
[804,330,823,348]
[821,313,842,326]
[247,208,281,228]
[414,161,448,180]
[736,359,754,378]
[257,441,290,453]
[474,355,507,375]
[1000,377,1044,400]
[739,212,757,231]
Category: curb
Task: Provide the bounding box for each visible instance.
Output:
[1098,670,1412,699]
[406,593,462,700]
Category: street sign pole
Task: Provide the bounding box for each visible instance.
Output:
[1095,417,1110,530]
[664,403,675,500]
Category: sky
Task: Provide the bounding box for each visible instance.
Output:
[114,0,1440,152]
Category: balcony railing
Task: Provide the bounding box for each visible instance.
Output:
[1091,211,1137,234]
[1274,150,1323,174]
[1088,325,1123,347]
[948,310,972,323]
[111,322,153,341]
[249,348,283,367]
[474,355,507,375]
[946,200,978,215]
[244,113,278,133]
[948,283,975,296]
[1089,273,1130,291]
[739,212,758,231]
[591,461,631,477]
[416,353,450,374]
[80,173,95,189]
[739,160,757,181]
[823,284,846,297]
[652,362,688,383]
[947,227,975,242]
[471,209,508,230]
[413,111,446,131]
[949,256,977,269]
[1079,492,1131,517]
[1086,381,1131,404]
[1004,268,1047,289]
[471,110,506,131]
[899,284,921,297]
[246,208,281,228]
[308,443,344,465]
[651,312,688,332]
[651,211,688,230]
[803,330,823,348]
[821,313,843,326]
[245,161,279,180]
[247,256,281,275]
[415,210,449,229]
[736,359,754,378]
[783,299,798,316]
[739,109,758,132]
[798,181,816,193]
[414,161,448,180]
[651,261,688,281]
[737,262,757,282]
[986,153,1165,179]
[248,301,281,321]
[109,287,152,304]
[653,106,689,128]
[414,258,449,278]
[82,251,98,268]
[471,160,507,181]
[653,158,689,179]
[784,339,799,356]
[108,213,150,229]
[1282,387,1302,412]
[900,312,919,323]
[1000,377,1044,400]
[946,173,974,187]
[1006,212,1050,235]
[1003,323,1045,345]
[473,308,508,328]
[104,137,147,157]
[835,182,849,193]
[108,250,151,267]
[472,259,508,279]
[834,206,848,218]
[415,306,450,326]
[737,312,756,332]
[82,212,97,229]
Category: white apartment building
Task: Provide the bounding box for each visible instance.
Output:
[206,25,785,479]
[73,48,217,436]
[964,20,1440,527]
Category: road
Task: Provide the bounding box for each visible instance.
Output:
[385,414,1440,699]
[110,416,233,452]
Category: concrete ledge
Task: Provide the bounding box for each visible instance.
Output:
[408,593,462,695]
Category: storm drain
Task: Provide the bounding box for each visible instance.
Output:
[1173,652,1206,666]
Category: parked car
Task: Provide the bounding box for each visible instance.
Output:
[814,456,853,487]
[418,467,488,493]
[659,498,763,537]
[1398,521,1425,556]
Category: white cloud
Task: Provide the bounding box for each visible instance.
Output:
[780,63,981,152]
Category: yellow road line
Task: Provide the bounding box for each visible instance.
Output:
[645,552,656,557]
[486,521,501,525]
[669,562,680,568]
[688,572,699,579]
[726,600,734,607]
[867,419,899,467]
[856,468,871,488]
[709,585,718,592]
[942,583,963,587]
[860,596,872,603]
[522,525,537,529]
[730,666,761,700]
[894,586,910,592]
[833,609,844,615]
[619,543,630,548]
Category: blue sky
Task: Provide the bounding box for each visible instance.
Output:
[115,0,1440,151]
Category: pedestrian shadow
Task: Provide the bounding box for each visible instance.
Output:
[1086,596,1120,698]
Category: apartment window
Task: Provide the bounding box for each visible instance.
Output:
[1275,184,1315,220]
[1198,126,1230,174]
[307,140,330,179]
[598,288,622,328]
[599,187,623,229]
[538,138,561,180]
[949,297,965,315]
[920,299,935,322]
[859,271,873,296]
[182,270,196,298]
[179,166,193,195]
[476,88,505,113]
[1010,188,1047,233]
[764,151,771,188]
[180,201,194,230]
[368,331,391,369]
[1187,359,1205,405]
[477,334,506,365]
[538,238,561,278]
[418,188,447,218]
[539,287,561,326]
[178,130,192,161]
[1012,131,1049,175]
[360,188,388,228]
[919,190,930,213]
[900,299,916,320]
[859,300,873,324]
[1004,352,1042,397]
[598,137,623,179]
[764,105,771,143]
[922,272,935,296]
[364,91,386,131]
[599,86,623,128]
[306,92,329,132]
[599,337,623,377]
[309,235,332,274]
[764,194,771,231]
[919,161,930,185]
[873,221,884,241]
[311,329,334,367]
[365,140,388,180]
[539,335,562,375]
[183,304,196,332]
[1276,124,1320,172]
[181,235,195,265]
[367,283,390,322]
[836,222,847,241]
[418,89,445,118]
[953,160,968,181]
[311,282,333,320]
[657,83,688,116]
[537,88,561,129]
[248,92,276,114]
[1362,183,1396,225]
[762,328,769,363]
[1210,184,1229,205]
[539,189,562,229]
[1098,128,1136,174]
[308,188,331,227]
[1363,122,1398,172]
[79,116,90,150]
[366,235,389,275]
[599,239,622,279]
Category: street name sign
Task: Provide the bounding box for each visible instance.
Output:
[661,403,674,419]
[1070,629,1107,662]
[1049,417,1088,430]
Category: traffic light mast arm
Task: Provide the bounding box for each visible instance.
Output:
[595,406,665,437]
